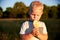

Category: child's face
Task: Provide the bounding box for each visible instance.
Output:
[30,7,43,21]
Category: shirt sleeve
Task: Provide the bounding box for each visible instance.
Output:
[42,22,48,34]
[19,22,28,34]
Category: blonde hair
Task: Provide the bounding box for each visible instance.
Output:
[29,1,44,14]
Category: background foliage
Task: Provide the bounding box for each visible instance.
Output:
[0,2,60,19]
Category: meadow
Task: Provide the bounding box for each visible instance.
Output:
[0,19,60,40]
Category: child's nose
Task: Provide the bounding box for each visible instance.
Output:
[34,15,37,18]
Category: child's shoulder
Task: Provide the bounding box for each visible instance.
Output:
[23,20,29,23]
[39,21,45,23]
[22,20,30,24]
[39,21,45,24]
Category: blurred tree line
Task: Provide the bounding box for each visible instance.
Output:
[0,2,60,19]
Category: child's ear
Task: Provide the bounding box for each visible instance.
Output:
[42,11,43,14]
[41,11,43,15]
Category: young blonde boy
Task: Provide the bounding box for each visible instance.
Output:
[20,1,48,40]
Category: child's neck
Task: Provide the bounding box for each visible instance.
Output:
[29,19,33,22]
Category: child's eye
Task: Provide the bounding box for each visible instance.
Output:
[32,14,34,15]
[31,14,35,16]
[36,15,39,16]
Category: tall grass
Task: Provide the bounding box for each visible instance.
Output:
[0,19,60,40]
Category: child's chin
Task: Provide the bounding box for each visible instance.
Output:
[31,19,39,21]
[33,20,39,21]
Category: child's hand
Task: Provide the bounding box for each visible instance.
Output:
[32,20,40,37]
[35,28,40,36]
[31,28,40,39]
[31,28,40,36]
[31,28,37,36]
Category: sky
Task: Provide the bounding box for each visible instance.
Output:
[0,0,60,11]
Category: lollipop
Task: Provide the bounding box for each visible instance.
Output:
[33,20,39,28]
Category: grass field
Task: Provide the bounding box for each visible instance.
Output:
[0,19,60,40]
